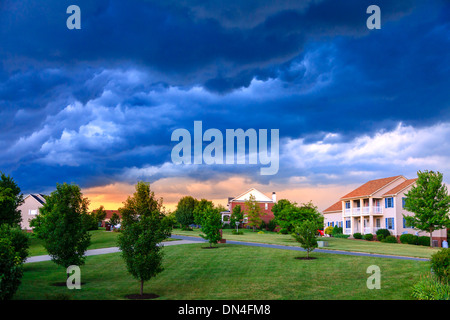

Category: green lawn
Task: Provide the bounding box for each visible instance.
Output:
[16,243,428,300]
[173,227,440,259]
[28,228,120,257]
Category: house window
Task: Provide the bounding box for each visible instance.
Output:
[402,197,406,208]
[345,220,351,228]
[265,203,268,210]
[386,217,395,230]
[29,209,38,215]
[385,197,394,208]
[376,218,380,228]
[403,217,412,228]
[345,202,351,209]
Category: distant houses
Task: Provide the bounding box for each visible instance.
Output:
[221,188,277,225]
[17,194,121,231]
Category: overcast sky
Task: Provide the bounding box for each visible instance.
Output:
[0,0,449,211]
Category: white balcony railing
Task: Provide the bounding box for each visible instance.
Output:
[344,209,351,216]
[352,208,361,215]
[362,207,370,214]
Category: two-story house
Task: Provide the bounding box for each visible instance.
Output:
[18,194,46,231]
[222,188,277,225]
[323,175,448,246]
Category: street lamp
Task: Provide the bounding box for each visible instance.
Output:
[235,221,240,233]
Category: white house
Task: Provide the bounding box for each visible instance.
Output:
[323,175,448,246]
[18,194,46,231]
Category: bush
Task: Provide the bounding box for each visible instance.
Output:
[381,235,398,243]
[257,231,265,234]
[231,230,244,235]
[266,219,277,232]
[334,234,350,239]
[412,274,450,300]
[364,233,374,241]
[324,226,334,236]
[259,221,267,230]
[418,236,431,247]
[222,223,231,229]
[376,228,391,239]
[332,226,343,235]
[353,233,362,239]
[377,234,385,241]
[400,233,419,245]
[431,248,450,283]
[279,228,288,234]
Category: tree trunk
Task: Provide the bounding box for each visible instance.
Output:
[430,228,433,247]
[140,279,144,296]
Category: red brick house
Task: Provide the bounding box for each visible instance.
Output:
[222,188,277,225]
[100,210,121,227]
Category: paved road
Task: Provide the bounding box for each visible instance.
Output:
[170,234,430,262]
[25,236,429,263]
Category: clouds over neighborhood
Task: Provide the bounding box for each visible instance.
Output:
[0,0,449,209]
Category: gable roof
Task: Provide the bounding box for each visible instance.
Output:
[230,188,273,203]
[24,194,46,206]
[382,178,417,197]
[340,175,405,200]
[323,201,342,213]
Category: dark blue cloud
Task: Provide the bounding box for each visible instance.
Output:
[0,0,449,193]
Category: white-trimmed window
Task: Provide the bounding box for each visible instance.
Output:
[29,209,38,215]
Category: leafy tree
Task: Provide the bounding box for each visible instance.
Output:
[245,194,264,232]
[198,206,223,248]
[0,172,24,227]
[81,212,99,231]
[175,196,197,229]
[404,170,450,247]
[230,205,244,229]
[92,205,107,226]
[118,182,171,297]
[292,220,319,259]
[30,183,91,279]
[0,224,29,300]
[273,200,322,233]
[109,212,120,228]
[193,198,214,226]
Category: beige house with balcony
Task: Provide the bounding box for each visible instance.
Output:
[18,194,46,231]
[323,175,448,246]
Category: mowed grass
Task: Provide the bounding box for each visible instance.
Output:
[173,228,440,259]
[28,229,177,257]
[16,243,428,300]
[28,229,120,257]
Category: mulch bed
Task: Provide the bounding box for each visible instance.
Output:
[51,282,86,287]
[201,246,219,249]
[125,293,160,300]
[295,257,317,260]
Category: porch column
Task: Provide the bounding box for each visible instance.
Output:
[359,199,363,234]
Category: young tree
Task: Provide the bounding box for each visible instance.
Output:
[245,194,264,232]
[292,220,319,259]
[193,198,214,226]
[30,183,91,280]
[273,200,322,233]
[198,206,223,248]
[109,212,120,228]
[117,182,171,297]
[404,170,450,247]
[230,205,244,229]
[92,205,107,226]
[175,196,197,229]
[0,172,24,227]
